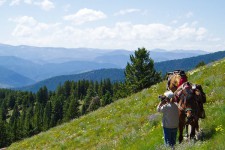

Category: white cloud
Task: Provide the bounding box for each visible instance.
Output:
[63,4,71,12]
[171,20,178,24]
[191,21,198,26]
[8,0,53,10]
[9,16,59,38]
[24,0,32,4]
[10,0,21,6]
[9,16,37,25]
[9,16,221,51]
[34,0,54,11]
[186,11,194,18]
[114,9,141,16]
[0,0,6,6]
[9,0,32,6]
[64,8,107,25]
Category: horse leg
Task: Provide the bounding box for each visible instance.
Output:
[190,125,195,139]
[185,124,189,138]
[179,123,184,143]
[196,120,199,132]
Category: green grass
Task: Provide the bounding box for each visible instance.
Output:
[8,59,225,150]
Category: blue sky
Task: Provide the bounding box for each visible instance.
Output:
[0,0,225,52]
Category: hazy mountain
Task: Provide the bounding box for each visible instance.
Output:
[94,49,208,67]
[0,56,41,80]
[0,56,119,81]
[0,44,207,65]
[0,43,210,88]
[155,50,225,75]
[150,49,208,62]
[0,43,115,64]
[18,50,225,92]
[18,68,125,92]
[37,61,120,80]
[0,65,34,88]
[0,44,208,81]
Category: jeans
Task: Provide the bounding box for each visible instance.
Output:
[163,127,177,147]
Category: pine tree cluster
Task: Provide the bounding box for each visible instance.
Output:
[0,79,128,148]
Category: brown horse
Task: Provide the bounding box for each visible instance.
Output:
[174,82,200,143]
[167,70,205,143]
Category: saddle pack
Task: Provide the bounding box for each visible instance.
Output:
[167,70,188,90]
[174,82,206,118]
[174,82,206,103]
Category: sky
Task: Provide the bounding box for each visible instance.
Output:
[0,0,225,52]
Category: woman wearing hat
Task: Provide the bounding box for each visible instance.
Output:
[157,90,179,148]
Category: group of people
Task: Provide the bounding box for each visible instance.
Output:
[156,70,205,148]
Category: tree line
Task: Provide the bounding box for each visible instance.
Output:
[0,47,161,148]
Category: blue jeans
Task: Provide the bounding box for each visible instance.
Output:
[163,127,177,147]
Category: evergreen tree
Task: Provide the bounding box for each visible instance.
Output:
[43,101,52,131]
[112,82,128,100]
[195,61,206,68]
[0,101,8,121]
[36,86,48,106]
[0,121,12,148]
[51,96,63,126]
[9,104,21,141]
[33,102,44,133]
[65,95,79,121]
[24,105,35,136]
[7,94,16,109]
[64,81,71,98]
[19,105,27,137]
[28,92,35,105]
[125,47,161,93]
[101,91,112,106]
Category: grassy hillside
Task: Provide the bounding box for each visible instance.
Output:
[8,59,225,150]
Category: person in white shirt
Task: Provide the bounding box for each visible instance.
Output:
[157,90,179,148]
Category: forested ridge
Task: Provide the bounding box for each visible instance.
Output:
[0,79,129,147]
[7,57,225,150]
[1,48,161,148]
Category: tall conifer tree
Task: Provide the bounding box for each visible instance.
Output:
[125,47,161,93]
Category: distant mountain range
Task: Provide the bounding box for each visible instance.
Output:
[17,50,225,92]
[0,43,213,89]
[0,44,207,64]
[0,65,34,88]
[154,50,225,74]
[17,69,125,92]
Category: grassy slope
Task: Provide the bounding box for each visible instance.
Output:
[8,59,225,150]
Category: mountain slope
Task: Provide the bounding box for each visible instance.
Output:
[18,68,125,92]
[17,50,225,91]
[0,56,41,81]
[8,59,225,149]
[0,43,207,64]
[0,66,34,88]
[155,50,225,75]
